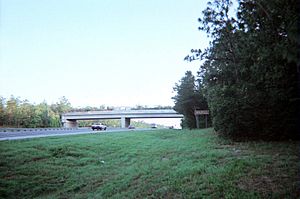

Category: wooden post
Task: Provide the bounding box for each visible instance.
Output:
[196,115,200,129]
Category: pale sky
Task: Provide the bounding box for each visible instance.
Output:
[0,0,210,108]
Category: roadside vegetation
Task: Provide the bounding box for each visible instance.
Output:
[174,0,298,140]
[1,129,298,198]
[0,96,72,128]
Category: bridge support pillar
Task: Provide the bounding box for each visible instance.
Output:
[121,117,130,128]
[63,120,78,128]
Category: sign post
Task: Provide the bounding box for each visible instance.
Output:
[194,110,209,128]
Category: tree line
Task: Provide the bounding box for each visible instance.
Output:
[173,0,298,140]
[0,96,72,128]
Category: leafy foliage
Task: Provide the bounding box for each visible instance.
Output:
[172,71,209,128]
[185,0,298,140]
[0,96,71,128]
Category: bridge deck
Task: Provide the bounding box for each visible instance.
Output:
[61,109,183,128]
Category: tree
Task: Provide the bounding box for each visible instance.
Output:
[18,100,35,128]
[172,71,209,128]
[186,0,298,140]
[0,97,5,126]
[5,96,20,127]
[51,96,72,114]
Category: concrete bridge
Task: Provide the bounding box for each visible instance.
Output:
[61,109,184,128]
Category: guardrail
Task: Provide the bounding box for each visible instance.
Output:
[0,128,79,132]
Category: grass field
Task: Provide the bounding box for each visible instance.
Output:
[0,129,299,198]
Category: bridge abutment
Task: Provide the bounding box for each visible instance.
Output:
[63,120,78,128]
[121,117,130,128]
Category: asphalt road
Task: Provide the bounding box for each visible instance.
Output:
[0,128,140,141]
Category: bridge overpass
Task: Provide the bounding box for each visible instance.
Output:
[61,109,184,128]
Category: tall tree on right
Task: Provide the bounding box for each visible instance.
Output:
[173,71,209,128]
[189,0,298,139]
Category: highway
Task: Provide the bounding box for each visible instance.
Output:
[0,127,144,141]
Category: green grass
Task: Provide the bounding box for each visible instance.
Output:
[0,129,299,198]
